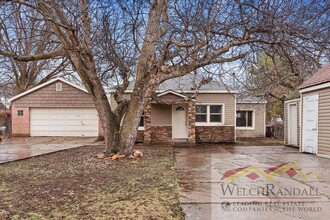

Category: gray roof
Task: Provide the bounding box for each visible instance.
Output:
[126,74,232,92]
[237,95,267,104]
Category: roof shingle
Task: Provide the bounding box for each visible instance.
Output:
[299,63,330,89]
[126,74,232,92]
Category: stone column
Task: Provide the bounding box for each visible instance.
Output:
[144,103,152,144]
[187,100,196,143]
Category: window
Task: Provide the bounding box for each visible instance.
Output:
[236,111,253,127]
[210,105,222,122]
[139,113,144,127]
[196,105,207,122]
[17,110,24,116]
[56,82,62,92]
[176,106,185,111]
[196,105,223,124]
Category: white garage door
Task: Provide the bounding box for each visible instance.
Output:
[30,108,98,137]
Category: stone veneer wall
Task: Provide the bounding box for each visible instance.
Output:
[143,104,152,144]
[150,126,172,143]
[195,126,235,142]
[136,130,144,142]
[187,100,196,143]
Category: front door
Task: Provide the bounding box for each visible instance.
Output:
[172,105,188,139]
[303,95,318,154]
[288,104,298,146]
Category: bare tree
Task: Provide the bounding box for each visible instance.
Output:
[1,0,329,154]
[0,3,69,95]
[242,43,329,117]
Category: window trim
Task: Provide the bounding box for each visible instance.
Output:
[236,109,255,130]
[195,103,225,126]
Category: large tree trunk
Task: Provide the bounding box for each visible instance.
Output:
[116,76,160,154]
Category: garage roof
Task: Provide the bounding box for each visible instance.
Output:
[299,63,330,89]
[9,78,88,102]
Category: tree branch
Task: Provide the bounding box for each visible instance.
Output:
[0,48,65,62]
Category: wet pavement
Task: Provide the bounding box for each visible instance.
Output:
[0,137,96,163]
[174,145,330,220]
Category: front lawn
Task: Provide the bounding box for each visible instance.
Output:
[0,145,184,219]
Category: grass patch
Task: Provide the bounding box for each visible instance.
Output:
[235,137,284,146]
[0,145,184,219]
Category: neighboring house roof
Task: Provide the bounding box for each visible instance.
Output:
[125,74,237,93]
[9,78,88,102]
[299,63,330,89]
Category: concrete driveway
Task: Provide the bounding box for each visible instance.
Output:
[175,145,330,220]
[0,137,96,163]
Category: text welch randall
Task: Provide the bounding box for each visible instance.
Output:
[220,183,321,197]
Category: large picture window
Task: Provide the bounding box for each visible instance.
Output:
[196,105,223,124]
[236,110,253,127]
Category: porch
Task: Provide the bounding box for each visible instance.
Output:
[136,91,235,144]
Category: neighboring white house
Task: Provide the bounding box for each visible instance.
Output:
[285,63,330,158]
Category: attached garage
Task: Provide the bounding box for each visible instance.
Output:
[10,78,103,137]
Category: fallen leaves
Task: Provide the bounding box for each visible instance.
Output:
[96,150,143,160]
[133,150,143,158]
[111,154,125,160]
[97,153,107,159]
[0,145,184,219]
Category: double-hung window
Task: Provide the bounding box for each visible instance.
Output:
[196,104,223,124]
[236,110,253,128]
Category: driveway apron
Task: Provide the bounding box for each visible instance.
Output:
[0,137,95,163]
[174,145,330,220]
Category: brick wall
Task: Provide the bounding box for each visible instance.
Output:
[195,126,235,142]
[150,126,172,143]
[11,104,30,136]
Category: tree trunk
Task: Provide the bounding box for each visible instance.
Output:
[116,76,160,154]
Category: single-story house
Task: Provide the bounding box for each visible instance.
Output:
[10,76,267,143]
[110,75,267,144]
[284,63,330,158]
